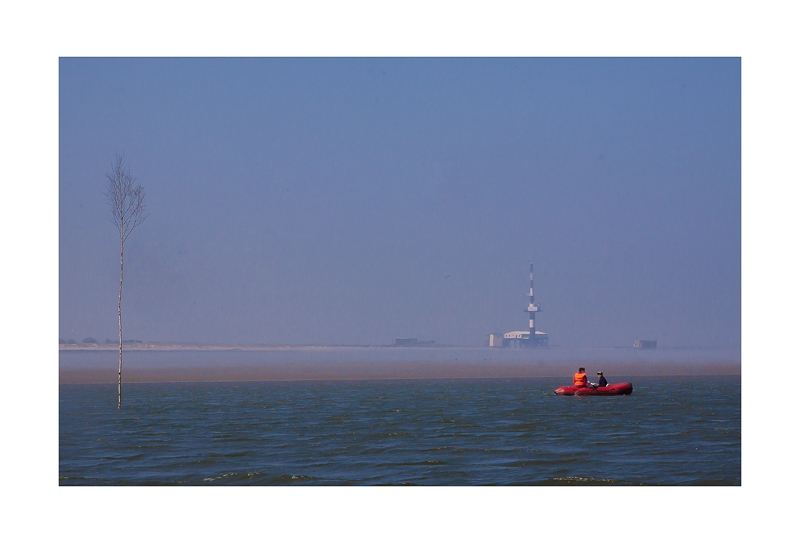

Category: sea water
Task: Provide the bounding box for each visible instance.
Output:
[59,375,740,485]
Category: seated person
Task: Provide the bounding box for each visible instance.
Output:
[596,371,608,387]
[573,367,588,387]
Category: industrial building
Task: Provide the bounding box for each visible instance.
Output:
[487,264,549,347]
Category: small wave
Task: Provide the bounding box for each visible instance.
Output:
[201,471,246,483]
[123,453,147,461]
[546,476,623,485]
[421,460,446,465]
[380,459,448,467]
[421,446,451,452]
[504,460,546,468]
[194,471,267,485]
[222,450,251,458]
[268,474,319,484]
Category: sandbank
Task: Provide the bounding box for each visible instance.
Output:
[59,345,740,384]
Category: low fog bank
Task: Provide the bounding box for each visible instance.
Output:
[60,346,740,383]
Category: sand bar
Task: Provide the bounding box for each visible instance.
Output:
[60,345,740,384]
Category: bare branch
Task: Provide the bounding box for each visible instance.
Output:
[104,153,149,241]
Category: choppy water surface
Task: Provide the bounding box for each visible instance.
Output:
[60,376,740,485]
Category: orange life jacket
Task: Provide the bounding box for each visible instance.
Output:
[573,372,588,387]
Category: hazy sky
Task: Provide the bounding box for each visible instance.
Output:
[59,57,740,347]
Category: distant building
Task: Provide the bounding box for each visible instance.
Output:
[487,264,549,347]
[394,338,435,346]
[487,333,504,347]
[634,339,657,349]
[503,330,549,348]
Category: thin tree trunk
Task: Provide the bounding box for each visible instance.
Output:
[105,154,146,408]
[118,236,124,409]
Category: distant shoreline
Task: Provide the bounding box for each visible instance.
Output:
[58,342,381,351]
[58,342,738,351]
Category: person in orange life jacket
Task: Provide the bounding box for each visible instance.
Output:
[596,371,608,387]
[573,367,588,387]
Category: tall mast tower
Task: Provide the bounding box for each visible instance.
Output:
[527,263,541,340]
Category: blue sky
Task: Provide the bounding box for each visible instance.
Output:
[59,57,740,347]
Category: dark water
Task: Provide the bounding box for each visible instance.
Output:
[59,376,740,485]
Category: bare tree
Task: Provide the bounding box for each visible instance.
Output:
[104,154,148,409]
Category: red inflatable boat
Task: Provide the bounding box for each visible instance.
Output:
[554,382,633,396]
